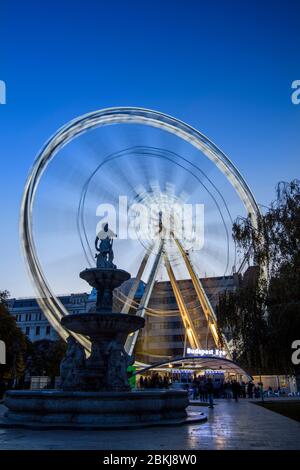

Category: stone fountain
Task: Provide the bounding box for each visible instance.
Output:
[2,224,206,429]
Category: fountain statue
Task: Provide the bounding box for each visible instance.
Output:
[2,225,206,429]
[95,222,116,269]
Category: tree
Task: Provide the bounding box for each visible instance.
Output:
[27,339,66,381]
[216,270,268,373]
[217,180,300,377]
[0,291,29,384]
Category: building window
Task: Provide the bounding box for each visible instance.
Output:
[46,326,50,335]
[25,326,30,335]
[36,326,40,335]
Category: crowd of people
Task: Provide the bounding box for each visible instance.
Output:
[189,377,262,401]
[139,372,170,390]
[138,372,263,406]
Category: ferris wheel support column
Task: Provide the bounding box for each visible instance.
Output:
[164,256,201,350]
[121,246,154,315]
[173,236,232,358]
[125,239,165,356]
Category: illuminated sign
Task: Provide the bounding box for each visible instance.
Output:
[186,347,226,357]
[169,368,224,375]
[205,369,224,375]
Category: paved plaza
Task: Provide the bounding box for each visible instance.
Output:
[0,399,299,450]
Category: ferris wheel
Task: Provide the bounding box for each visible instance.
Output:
[20,107,260,361]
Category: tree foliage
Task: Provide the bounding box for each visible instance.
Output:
[26,339,66,379]
[217,180,300,375]
[0,291,29,381]
[1,293,66,384]
[233,179,300,277]
[217,273,268,373]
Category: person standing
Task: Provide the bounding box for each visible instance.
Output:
[205,378,214,408]
[232,380,241,401]
[254,384,260,398]
[139,376,144,389]
[192,378,198,400]
[225,380,233,399]
[241,381,246,398]
[247,381,254,398]
[198,382,204,402]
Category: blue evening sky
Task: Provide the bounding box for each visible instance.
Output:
[0,0,299,297]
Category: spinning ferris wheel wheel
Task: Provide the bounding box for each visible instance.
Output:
[20,107,260,363]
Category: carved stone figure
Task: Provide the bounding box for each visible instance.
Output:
[95,223,117,269]
[106,339,134,390]
[60,336,86,390]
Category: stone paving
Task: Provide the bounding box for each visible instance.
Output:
[0,399,299,450]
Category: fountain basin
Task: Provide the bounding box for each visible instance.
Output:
[80,268,130,291]
[2,389,206,429]
[62,312,144,338]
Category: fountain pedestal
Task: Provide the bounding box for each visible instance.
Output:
[61,311,144,391]
[59,267,145,392]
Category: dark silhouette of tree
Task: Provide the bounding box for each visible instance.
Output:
[27,339,66,382]
[217,180,300,377]
[0,291,29,385]
[216,271,268,373]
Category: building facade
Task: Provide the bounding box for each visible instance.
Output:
[135,275,238,363]
[7,293,89,342]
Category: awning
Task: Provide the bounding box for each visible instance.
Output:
[134,355,252,380]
